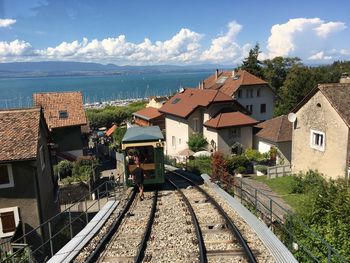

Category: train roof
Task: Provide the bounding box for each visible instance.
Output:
[122,126,164,143]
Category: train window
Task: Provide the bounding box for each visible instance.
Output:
[126,146,155,164]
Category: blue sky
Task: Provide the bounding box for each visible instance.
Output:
[0,0,349,65]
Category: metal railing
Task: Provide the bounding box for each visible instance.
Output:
[222,176,348,263]
[0,178,124,263]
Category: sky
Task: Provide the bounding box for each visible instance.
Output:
[0,0,349,65]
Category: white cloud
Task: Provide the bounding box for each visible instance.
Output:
[35,28,203,64]
[314,22,346,38]
[200,21,250,63]
[0,40,33,60]
[263,18,347,59]
[308,51,332,60]
[0,18,16,28]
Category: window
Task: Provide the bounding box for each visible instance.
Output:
[0,207,19,238]
[237,90,242,98]
[260,104,266,113]
[178,138,182,145]
[230,127,241,138]
[172,98,181,104]
[0,164,14,189]
[246,89,253,98]
[59,110,68,119]
[39,145,45,171]
[310,130,325,151]
[257,88,261,97]
[172,136,176,149]
[246,105,253,114]
[193,118,199,132]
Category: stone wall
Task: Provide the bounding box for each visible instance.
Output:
[59,182,90,204]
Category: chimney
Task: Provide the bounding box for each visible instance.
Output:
[215,69,219,79]
[340,72,350,83]
[232,70,235,78]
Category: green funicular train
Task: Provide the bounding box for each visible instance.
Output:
[121,126,165,187]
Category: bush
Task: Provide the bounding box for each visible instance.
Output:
[226,155,250,174]
[211,152,228,181]
[255,165,268,174]
[55,160,73,179]
[187,133,208,152]
[244,148,269,163]
[112,127,127,148]
[235,166,246,174]
[187,156,211,176]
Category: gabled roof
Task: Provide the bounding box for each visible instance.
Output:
[122,126,164,143]
[0,108,42,162]
[202,70,268,96]
[33,91,87,129]
[204,112,259,129]
[159,88,233,118]
[255,115,292,142]
[133,107,163,121]
[292,83,350,127]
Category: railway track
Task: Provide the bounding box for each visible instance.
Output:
[166,170,257,263]
[83,189,158,263]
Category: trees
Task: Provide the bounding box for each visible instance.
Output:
[240,43,264,78]
[187,133,208,152]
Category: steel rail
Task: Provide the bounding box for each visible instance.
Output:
[85,189,137,263]
[166,177,207,263]
[135,189,159,263]
[168,169,257,263]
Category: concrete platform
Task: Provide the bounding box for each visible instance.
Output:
[201,174,297,263]
[48,200,119,263]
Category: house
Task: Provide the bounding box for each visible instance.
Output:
[146,96,169,109]
[133,107,165,130]
[0,108,59,250]
[291,82,350,179]
[33,91,88,159]
[160,88,258,157]
[200,69,275,121]
[255,115,292,164]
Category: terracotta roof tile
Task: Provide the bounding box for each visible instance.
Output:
[105,124,117,137]
[319,83,350,127]
[255,115,292,142]
[202,70,268,96]
[0,108,41,162]
[159,88,233,118]
[33,91,87,129]
[204,112,259,129]
[133,107,163,120]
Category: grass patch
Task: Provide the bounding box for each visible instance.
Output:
[253,175,305,211]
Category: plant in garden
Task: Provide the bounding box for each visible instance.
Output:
[55,160,73,179]
[112,127,127,149]
[226,155,250,174]
[244,148,269,163]
[211,151,229,182]
[187,133,208,152]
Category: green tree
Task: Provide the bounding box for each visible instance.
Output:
[240,43,264,78]
[187,133,208,152]
[112,127,127,148]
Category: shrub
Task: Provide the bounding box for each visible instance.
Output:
[112,127,127,148]
[211,151,228,182]
[235,166,246,174]
[56,160,73,179]
[187,133,208,152]
[255,165,268,174]
[244,148,269,163]
[226,155,250,174]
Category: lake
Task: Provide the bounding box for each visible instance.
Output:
[0,71,212,109]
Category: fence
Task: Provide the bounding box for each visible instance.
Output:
[222,176,348,263]
[267,164,291,179]
[0,178,124,263]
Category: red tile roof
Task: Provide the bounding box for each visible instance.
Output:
[105,124,117,137]
[133,107,163,120]
[0,108,42,162]
[33,91,87,129]
[204,112,259,129]
[293,83,350,127]
[255,115,292,142]
[159,88,233,118]
[202,70,268,96]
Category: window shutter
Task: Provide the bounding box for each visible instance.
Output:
[1,211,16,233]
